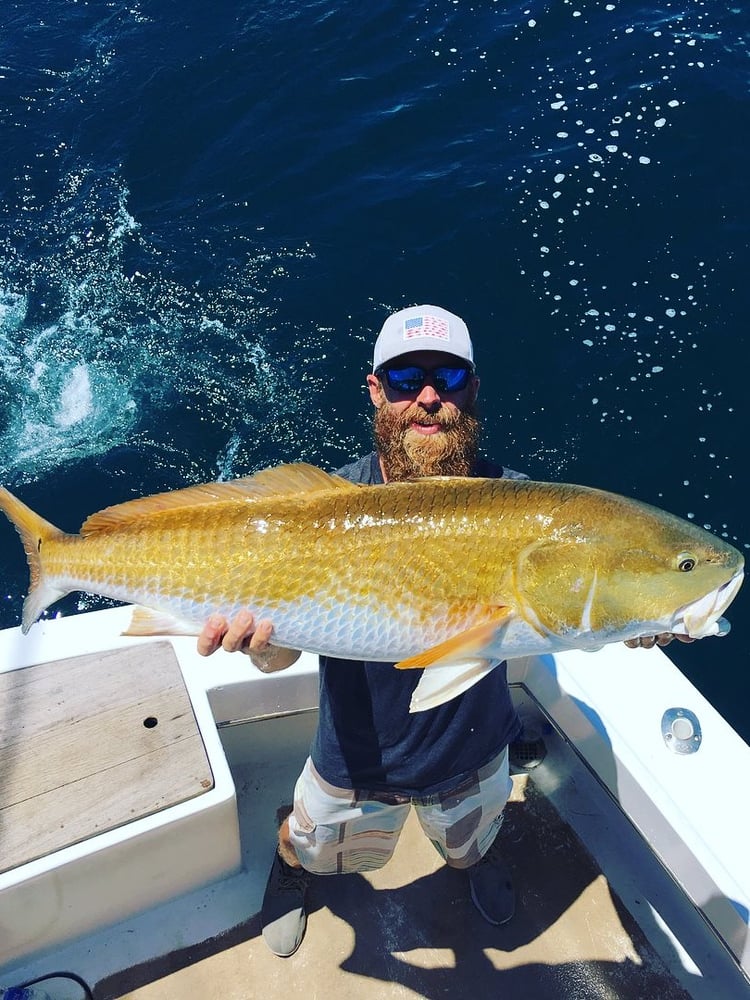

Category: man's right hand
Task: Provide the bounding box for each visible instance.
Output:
[197,610,300,672]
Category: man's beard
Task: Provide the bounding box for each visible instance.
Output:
[373,401,481,481]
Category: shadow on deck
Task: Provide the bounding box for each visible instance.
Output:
[103,772,690,1000]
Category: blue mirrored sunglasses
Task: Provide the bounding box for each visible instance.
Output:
[376,364,473,394]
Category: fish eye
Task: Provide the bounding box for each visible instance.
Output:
[677,553,696,572]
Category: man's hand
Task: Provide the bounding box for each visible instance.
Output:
[624,633,696,650]
[197,610,300,672]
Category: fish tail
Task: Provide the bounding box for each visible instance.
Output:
[0,487,69,633]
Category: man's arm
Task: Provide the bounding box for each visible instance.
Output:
[197,610,301,672]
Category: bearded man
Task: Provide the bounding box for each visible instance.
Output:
[199,306,526,956]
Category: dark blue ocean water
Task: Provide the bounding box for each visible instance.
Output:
[1,2,748,738]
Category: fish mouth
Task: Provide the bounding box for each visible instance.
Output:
[672,569,744,638]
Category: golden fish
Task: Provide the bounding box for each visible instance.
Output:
[0,463,743,711]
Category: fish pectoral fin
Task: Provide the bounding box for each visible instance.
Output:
[397,609,513,712]
[123,606,202,637]
[409,658,498,713]
[395,608,513,670]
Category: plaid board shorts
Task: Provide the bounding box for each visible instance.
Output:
[286,747,512,875]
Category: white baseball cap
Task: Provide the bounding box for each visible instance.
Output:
[372,305,474,371]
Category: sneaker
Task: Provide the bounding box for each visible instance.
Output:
[468,835,515,926]
[261,850,310,957]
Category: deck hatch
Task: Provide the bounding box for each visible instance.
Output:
[0,641,214,874]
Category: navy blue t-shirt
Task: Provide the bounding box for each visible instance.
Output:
[311,452,524,796]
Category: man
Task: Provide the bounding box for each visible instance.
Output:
[198,304,689,957]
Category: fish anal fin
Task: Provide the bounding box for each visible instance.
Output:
[395,607,513,670]
[123,606,202,637]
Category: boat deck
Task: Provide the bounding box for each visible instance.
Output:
[2,616,749,1000]
[94,707,699,1000]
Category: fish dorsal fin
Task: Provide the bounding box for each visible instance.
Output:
[81,463,359,535]
[245,463,361,498]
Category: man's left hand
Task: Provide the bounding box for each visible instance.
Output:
[624,633,696,649]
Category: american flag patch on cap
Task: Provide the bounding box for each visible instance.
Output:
[403,314,450,342]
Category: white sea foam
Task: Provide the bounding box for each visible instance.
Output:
[54,365,93,427]
[0,163,360,487]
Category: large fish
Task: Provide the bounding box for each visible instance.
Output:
[0,463,743,711]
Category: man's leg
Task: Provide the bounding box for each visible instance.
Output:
[415,747,515,925]
[261,758,410,956]
[260,815,310,958]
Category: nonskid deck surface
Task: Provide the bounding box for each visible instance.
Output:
[98,711,692,1000]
